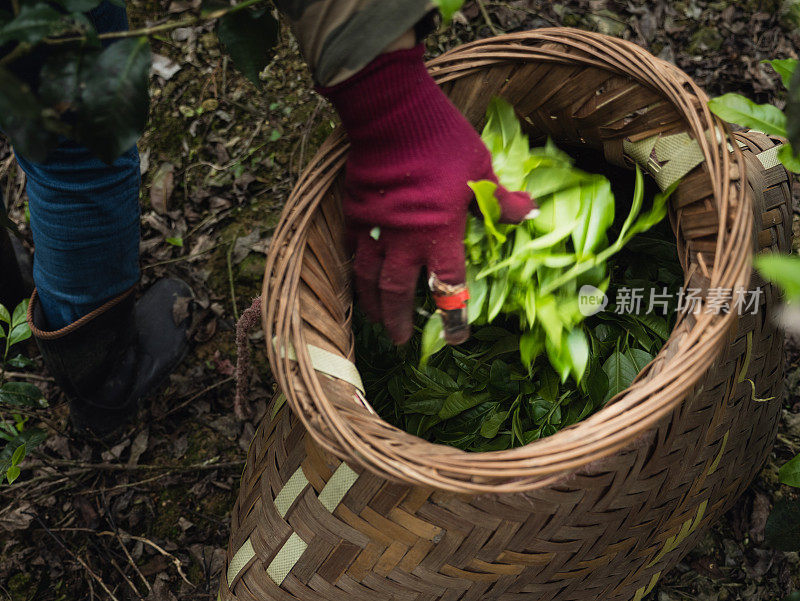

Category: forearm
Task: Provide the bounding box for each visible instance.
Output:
[273,0,435,86]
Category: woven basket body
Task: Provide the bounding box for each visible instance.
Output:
[221,31,792,601]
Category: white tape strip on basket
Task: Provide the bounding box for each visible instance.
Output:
[273,337,365,393]
[226,463,360,588]
[624,129,787,190]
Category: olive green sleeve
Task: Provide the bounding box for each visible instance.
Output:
[274,0,436,86]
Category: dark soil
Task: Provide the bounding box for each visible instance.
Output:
[1,1,799,599]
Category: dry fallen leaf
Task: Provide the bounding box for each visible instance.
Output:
[0,503,34,532]
[172,296,192,326]
[151,54,182,81]
[150,162,175,215]
[128,428,150,468]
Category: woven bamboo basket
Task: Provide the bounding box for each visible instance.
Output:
[220,30,792,601]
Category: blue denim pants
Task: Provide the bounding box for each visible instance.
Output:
[14,1,141,330]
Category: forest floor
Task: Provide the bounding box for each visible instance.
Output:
[1,1,800,599]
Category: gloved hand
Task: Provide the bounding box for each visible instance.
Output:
[319,44,537,344]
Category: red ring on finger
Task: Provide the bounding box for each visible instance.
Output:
[433,288,470,311]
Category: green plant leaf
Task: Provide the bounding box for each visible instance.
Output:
[625,348,653,373]
[469,180,505,242]
[479,409,508,438]
[166,236,183,247]
[38,49,82,116]
[6,354,35,369]
[0,2,63,45]
[217,8,279,85]
[54,0,105,12]
[537,367,559,404]
[11,300,28,329]
[0,67,59,162]
[572,176,614,257]
[708,93,788,137]
[519,329,542,369]
[765,58,798,89]
[486,270,509,322]
[40,41,152,163]
[439,391,488,420]
[0,382,45,408]
[6,323,31,348]
[583,357,609,406]
[765,497,800,551]
[0,304,9,325]
[75,37,152,163]
[636,313,670,341]
[402,390,444,416]
[466,265,488,324]
[779,453,800,487]
[10,443,25,467]
[602,350,638,402]
[432,0,464,23]
[0,428,47,476]
[617,165,646,242]
[778,144,800,174]
[755,254,800,301]
[5,465,20,484]
[787,66,800,155]
[419,315,445,367]
[566,328,589,382]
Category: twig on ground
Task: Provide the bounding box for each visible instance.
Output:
[90,472,173,494]
[476,0,500,34]
[141,242,224,270]
[3,371,54,382]
[45,0,265,44]
[1,405,63,434]
[32,456,245,472]
[109,556,142,598]
[294,97,325,174]
[48,528,194,588]
[32,516,122,601]
[101,489,152,594]
[124,533,194,587]
[161,376,234,419]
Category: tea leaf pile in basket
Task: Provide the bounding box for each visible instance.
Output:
[353,98,682,451]
[421,98,677,382]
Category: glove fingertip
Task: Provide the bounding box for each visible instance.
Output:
[495,186,539,224]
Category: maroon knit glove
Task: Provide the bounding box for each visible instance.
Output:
[319,45,537,344]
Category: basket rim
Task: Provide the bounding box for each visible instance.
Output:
[263,27,753,494]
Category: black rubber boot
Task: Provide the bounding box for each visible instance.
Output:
[0,225,33,312]
[27,278,193,436]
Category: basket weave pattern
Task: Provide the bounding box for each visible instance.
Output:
[221,30,791,601]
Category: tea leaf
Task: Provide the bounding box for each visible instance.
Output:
[626,348,654,373]
[778,144,800,174]
[765,58,798,89]
[419,315,445,367]
[432,0,464,23]
[216,7,279,85]
[708,93,787,137]
[765,497,800,551]
[480,409,508,438]
[0,382,45,408]
[779,452,800,487]
[603,350,638,402]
